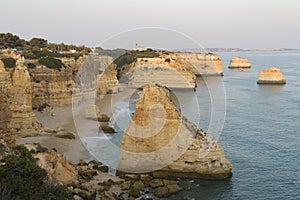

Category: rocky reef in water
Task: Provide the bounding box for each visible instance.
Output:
[257,67,286,85]
[228,56,251,68]
[117,84,232,179]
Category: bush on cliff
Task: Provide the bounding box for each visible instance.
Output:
[38,57,65,70]
[1,57,16,68]
[114,49,159,79]
[0,145,73,199]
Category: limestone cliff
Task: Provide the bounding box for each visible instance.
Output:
[97,63,119,95]
[117,84,232,179]
[123,57,196,89]
[228,57,251,68]
[28,57,82,108]
[178,53,223,76]
[73,55,118,97]
[0,60,41,136]
[257,67,286,85]
[0,91,15,147]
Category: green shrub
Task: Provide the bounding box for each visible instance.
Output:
[165,58,171,63]
[38,57,65,70]
[0,145,73,200]
[113,50,159,79]
[1,57,16,68]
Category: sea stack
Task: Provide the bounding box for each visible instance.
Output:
[117,84,232,179]
[257,67,286,85]
[228,57,251,68]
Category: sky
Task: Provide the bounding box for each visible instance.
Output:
[1,0,300,49]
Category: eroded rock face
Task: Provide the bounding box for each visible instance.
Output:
[124,57,196,89]
[33,149,78,185]
[0,91,15,147]
[257,67,286,85]
[29,55,117,108]
[97,63,119,95]
[117,84,232,179]
[28,57,82,108]
[228,57,251,68]
[178,53,223,76]
[0,60,41,136]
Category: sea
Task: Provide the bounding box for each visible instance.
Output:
[83,51,300,200]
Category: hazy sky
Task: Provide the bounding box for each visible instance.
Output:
[1,0,300,49]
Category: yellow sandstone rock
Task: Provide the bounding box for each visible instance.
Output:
[179,53,223,76]
[117,84,232,179]
[0,91,15,147]
[257,67,286,85]
[228,57,251,68]
[0,60,42,136]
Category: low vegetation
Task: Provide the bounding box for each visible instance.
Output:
[0,145,73,199]
[0,32,91,60]
[38,57,65,70]
[1,57,16,68]
[114,49,159,78]
[95,47,127,59]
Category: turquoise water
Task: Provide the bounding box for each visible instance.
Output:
[174,51,300,200]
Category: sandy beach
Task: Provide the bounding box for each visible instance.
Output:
[16,105,93,164]
[16,88,132,164]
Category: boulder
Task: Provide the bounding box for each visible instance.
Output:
[33,149,78,185]
[149,179,164,188]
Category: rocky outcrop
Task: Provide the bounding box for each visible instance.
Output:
[0,91,15,147]
[75,55,113,92]
[28,55,117,109]
[0,60,42,136]
[228,57,251,68]
[28,57,82,108]
[124,57,196,89]
[97,63,119,95]
[34,149,78,185]
[117,84,232,179]
[178,53,223,76]
[257,67,286,85]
